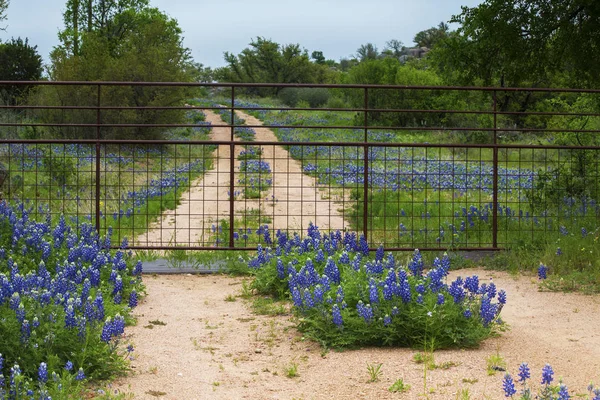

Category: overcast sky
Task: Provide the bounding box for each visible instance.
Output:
[1,0,482,69]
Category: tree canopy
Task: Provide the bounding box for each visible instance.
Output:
[40,1,196,139]
[430,0,600,88]
[217,37,333,93]
[0,38,43,104]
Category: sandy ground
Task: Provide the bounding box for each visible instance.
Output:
[137,110,345,248]
[113,269,600,399]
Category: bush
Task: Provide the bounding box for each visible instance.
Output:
[0,201,144,397]
[278,88,330,108]
[245,223,505,349]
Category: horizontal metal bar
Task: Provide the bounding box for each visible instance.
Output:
[2,138,599,150]
[4,104,599,118]
[3,120,600,134]
[2,80,600,94]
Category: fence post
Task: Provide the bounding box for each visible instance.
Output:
[363,87,369,243]
[229,86,235,248]
[492,89,499,248]
[95,84,101,234]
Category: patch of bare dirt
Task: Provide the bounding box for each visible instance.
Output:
[113,269,600,399]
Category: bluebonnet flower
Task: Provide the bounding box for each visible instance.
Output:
[449,278,465,304]
[541,364,554,385]
[313,285,324,304]
[382,284,393,301]
[517,363,530,382]
[369,281,379,304]
[38,362,48,383]
[408,249,424,277]
[21,319,31,342]
[486,281,497,299]
[276,259,285,279]
[65,361,73,371]
[375,245,384,262]
[357,301,373,323]
[339,251,350,264]
[437,293,445,305]
[334,285,345,305]
[324,257,340,284]
[480,295,498,326]
[582,227,588,237]
[464,276,479,294]
[129,290,138,308]
[503,374,516,397]
[538,264,548,280]
[291,287,302,308]
[332,304,343,327]
[359,235,369,256]
[75,368,85,381]
[463,309,472,318]
[557,384,570,400]
[556,247,562,256]
[65,305,76,328]
[415,284,425,294]
[383,315,392,326]
[416,294,423,304]
[351,254,361,271]
[399,277,411,304]
[498,290,507,305]
[303,289,315,308]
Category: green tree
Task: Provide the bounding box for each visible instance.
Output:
[59,0,149,56]
[355,43,378,61]
[40,4,195,140]
[383,39,405,58]
[0,38,43,105]
[413,22,449,48]
[431,1,600,89]
[311,50,325,64]
[217,37,324,94]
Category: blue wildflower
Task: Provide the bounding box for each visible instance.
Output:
[517,363,530,382]
[75,368,85,381]
[538,264,548,280]
[332,304,343,327]
[541,364,554,385]
[558,384,570,400]
[437,293,445,305]
[38,362,48,383]
[498,290,507,305]
[503,374,516,397]
[383,315,392,326]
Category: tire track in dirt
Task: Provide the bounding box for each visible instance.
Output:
[136,109,346,248]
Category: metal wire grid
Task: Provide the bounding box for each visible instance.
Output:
[1,82,599,251]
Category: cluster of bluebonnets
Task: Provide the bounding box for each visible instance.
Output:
[502,362,600,400]
[245,223,505,348]
[0,201,143,398]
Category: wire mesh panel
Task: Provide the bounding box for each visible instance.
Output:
[1,81,600,252]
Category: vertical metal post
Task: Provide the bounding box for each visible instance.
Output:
[492,90,499,248]
[363,87,369,242]
[229,86,235,248]
[95,84,101,234]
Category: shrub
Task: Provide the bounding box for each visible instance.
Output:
[245,223,505,349]
[278,88,330,108]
